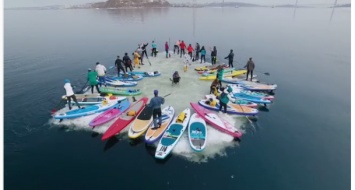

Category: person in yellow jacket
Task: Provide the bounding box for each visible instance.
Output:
[133,51,141,68]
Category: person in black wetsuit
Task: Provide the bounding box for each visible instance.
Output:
[123,53,133,73]
[115,56,126,76]
[225,49,234,68]
[140,43,148,65]
[211,46,217,65]
[195,42,200,61]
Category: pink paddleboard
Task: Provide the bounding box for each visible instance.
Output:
[190,102,242,138]
[89,99,130,127]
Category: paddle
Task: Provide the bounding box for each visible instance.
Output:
[75,81,89,94]
[254,71,270,76]
[145,53,152,66]
[236,66,270,76]
[163,92,173,98]
[51,98,66,115]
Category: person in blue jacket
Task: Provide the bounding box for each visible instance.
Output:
[200,46,206,63]
[151,41,157,57]
[147,90,165,129]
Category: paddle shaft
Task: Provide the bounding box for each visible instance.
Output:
[76,81,89,94]
[51,98,65,114]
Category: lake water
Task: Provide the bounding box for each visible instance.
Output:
[4,7,350,190]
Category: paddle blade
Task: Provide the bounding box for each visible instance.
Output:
[264,72,270,76]
[50,109,57,115]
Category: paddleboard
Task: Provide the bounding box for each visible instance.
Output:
[228,84,275,100]
[155,108,191,159]
[105,77,138,87]
[54,96,125,119]
[198,99,258,116]
[88,99,130,127]
[101,97,148,141]
[99,87,142,96]
[190,103,242,138]
[199,70,247,80]
[188,113,207,152]
[128,105,153,139]
[205,94,258,108]
[238,81,277,91]
[145,106,175,144]
[108,75,143,81]
[126,71,161,77]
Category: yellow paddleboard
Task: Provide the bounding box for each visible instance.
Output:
[199,70,247,80]
[144,106,175,143]
[128,106,153,139]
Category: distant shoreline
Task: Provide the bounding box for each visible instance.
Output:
[4,4,351,11]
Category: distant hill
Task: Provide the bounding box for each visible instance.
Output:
[204,2,262,7]
[87,0,170,8]
[5,5,66,10]
[333,3,351,8]
[274,4,311,8]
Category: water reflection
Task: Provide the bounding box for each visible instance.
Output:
[96,8,170,23]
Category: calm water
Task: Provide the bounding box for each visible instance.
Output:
[4,7,350,190]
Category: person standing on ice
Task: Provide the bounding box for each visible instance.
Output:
[63,79,81,110]
[244,57,255,81]
[174,40,180,54]
[136,44,143,65]
[200,46,206,63]
[123,52,133,73]
[224,49,234,68]
[133,51,141,69]
[95,62,107,87]
[165,41,169,58]
[151,41,157,57]
[187,44,194,60]
[87,68,101,94]
[179,40,186,58]
[115,55,126,76]
[147,90,165,129]
[140,42,148,65]
[210,46,217,65]
[218,87,235,114]
[195,42,201,61]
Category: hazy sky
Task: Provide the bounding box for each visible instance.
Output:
[4,0,351,8]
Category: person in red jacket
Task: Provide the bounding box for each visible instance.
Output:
[179,40,186,58]
[187,44,194,59]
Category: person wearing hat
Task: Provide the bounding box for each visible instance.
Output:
[146,90,165,129]
[172,71,180,79]
[115,56,126,76]
[244,57,255,81]
[95,62,107,87]
[218,87,235,114]
[225,49,234,68]
[63,79,81,110]
[87,68,101,94]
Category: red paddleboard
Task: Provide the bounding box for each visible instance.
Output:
[190,102,242,138]
[101,97,148,141]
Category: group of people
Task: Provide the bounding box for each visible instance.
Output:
[208,57,256,113]
[173,40,209,64]
[61,39,257,128]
